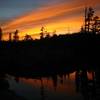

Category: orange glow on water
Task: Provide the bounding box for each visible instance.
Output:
[18,72,76,93]
[87,71,94,80]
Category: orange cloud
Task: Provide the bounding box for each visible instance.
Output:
[2,0,100,40]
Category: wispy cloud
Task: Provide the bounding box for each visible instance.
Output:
[2,0,100,39]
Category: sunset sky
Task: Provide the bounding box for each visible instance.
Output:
[0,0,100,40]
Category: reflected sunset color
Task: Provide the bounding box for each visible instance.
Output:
[6,71,95,100]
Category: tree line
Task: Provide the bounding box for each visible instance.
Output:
[0,7,100,41]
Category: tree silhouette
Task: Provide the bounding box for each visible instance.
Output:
[85,7,94,33]
[83,7,100,34]
[40,27,45,39]
[9,33,12,41]
[92,16,100,34]
[13,30,19,41]
[24,34,33,41]
[80,26,85,33]
[45,33,50,38]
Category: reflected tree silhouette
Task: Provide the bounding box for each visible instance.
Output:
[52,75,57,90]
[59,74,64,84]
[40,78,45,100]
[75,70,96,100]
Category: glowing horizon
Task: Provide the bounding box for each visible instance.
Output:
[0,0,100,40]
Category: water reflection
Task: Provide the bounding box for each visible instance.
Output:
[75,70,96,100]
[0,73,9,90]
[4,71,99,100]
[0,73,27,100]
[5,72,82,100]
[15,77,19,83]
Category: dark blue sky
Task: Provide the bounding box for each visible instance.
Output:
[0,0,99,24]
[0,0,42,19]
[0,0,64,22]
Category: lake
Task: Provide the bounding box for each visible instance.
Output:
[3,71,96,100]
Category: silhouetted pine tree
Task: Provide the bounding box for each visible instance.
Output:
[40,27,45,39]
[84,7,94,33]
[84,7,100,34]
[9,33,12,41]
[13,30,19,41]
[92,16,100,34]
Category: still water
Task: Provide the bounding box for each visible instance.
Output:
[5,71,95,100]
